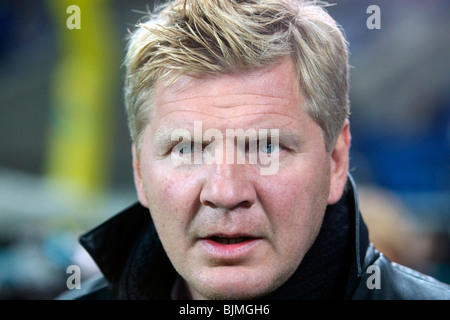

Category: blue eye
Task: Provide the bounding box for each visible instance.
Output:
[181,143,193,154]
[174,142,194,154]
[259,141,280,154]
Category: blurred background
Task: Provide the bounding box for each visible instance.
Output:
[0,0,448,299]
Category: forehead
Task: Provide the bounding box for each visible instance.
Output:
[148,58,310,134]
[158,58,298,100]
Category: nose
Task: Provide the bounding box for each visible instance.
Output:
[200,163,256,211]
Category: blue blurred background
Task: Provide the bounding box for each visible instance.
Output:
[0,0,449,299]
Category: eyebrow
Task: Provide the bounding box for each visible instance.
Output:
[154,128,192,149]
[276,130,303,149]
[154,128,303,149]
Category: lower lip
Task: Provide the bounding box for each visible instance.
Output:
[199,238,262,259]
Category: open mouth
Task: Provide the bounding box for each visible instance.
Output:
[200,234,262,258]
[209,236,252,245]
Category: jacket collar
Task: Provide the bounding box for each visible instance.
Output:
[79,173,369,299]
[344,173,369,298]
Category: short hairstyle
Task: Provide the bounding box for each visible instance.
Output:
[124,0,350,154]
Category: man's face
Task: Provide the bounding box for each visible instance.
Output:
[133,58,350,299]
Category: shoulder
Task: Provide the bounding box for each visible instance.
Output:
[352,244,450,300]
[55,274,116,300]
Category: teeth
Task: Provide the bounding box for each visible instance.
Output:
[212,237,248,244]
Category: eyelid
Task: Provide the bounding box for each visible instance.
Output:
[163,130,299,155]
[171,140,210,153]
[257,139,282,154]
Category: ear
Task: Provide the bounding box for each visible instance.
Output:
[328,120,351,205]
[132,144,149,208]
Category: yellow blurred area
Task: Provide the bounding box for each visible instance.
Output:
[45,0,119,199]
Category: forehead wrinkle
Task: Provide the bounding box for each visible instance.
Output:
[156,109,300,122]
[156,93,298,108]
[152,111,305,145]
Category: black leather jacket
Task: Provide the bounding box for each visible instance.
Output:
[57,175,450,300]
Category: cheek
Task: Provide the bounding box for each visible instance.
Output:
[144,163,187,203]
[144,171,172,207]
[260,169,327,219]
[142,165,202,232]
[257,158,331,248]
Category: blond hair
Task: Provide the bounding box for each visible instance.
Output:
[124,0,350,154]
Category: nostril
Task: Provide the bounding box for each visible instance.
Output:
[202,199,252,210]
[203,200,218,209]
[237,200,253,209]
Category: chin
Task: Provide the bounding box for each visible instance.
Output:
[187,266,291,300]
[196,284,272,300]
